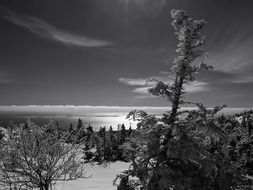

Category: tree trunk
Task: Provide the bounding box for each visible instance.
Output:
[43,184,49,190]
[39,183,50,190]
[170,74,185,125]
[45,185,49,190]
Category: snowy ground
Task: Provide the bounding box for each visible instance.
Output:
[54,161,130,190]
[0,161,130,190]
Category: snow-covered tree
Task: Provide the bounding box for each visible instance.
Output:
[0,122,85,190]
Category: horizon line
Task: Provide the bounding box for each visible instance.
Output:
[0,105,251,109]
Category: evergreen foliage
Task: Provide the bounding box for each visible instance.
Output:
[115,10,253,190]
[81,123,132,163]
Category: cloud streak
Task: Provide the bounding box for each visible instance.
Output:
[119,77,155,86]
[208,19,253,73]
[119,76,209,99]
[0,6,114,47]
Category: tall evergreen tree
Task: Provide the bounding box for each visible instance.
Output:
[116,9,250,190]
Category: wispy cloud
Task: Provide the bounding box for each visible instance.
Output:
[198,70,253,85]
[184,81,208,93]
[132,81,208,94]
[208,21,253,73]
[232,76,253,84]
[119,77,156,86]
[132,86,150,94]
[0,6,114,47]
[119,76,209,99]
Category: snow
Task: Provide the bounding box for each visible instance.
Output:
[54,161,130,190]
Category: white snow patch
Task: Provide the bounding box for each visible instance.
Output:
[54,161,130,190]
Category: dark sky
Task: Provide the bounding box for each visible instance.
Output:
[0,0,253,107]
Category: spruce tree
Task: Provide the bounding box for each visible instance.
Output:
[116,9,249,190]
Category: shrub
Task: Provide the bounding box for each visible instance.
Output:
[0,121,85,190]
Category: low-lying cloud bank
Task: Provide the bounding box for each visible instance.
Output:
[0,105,249,117]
